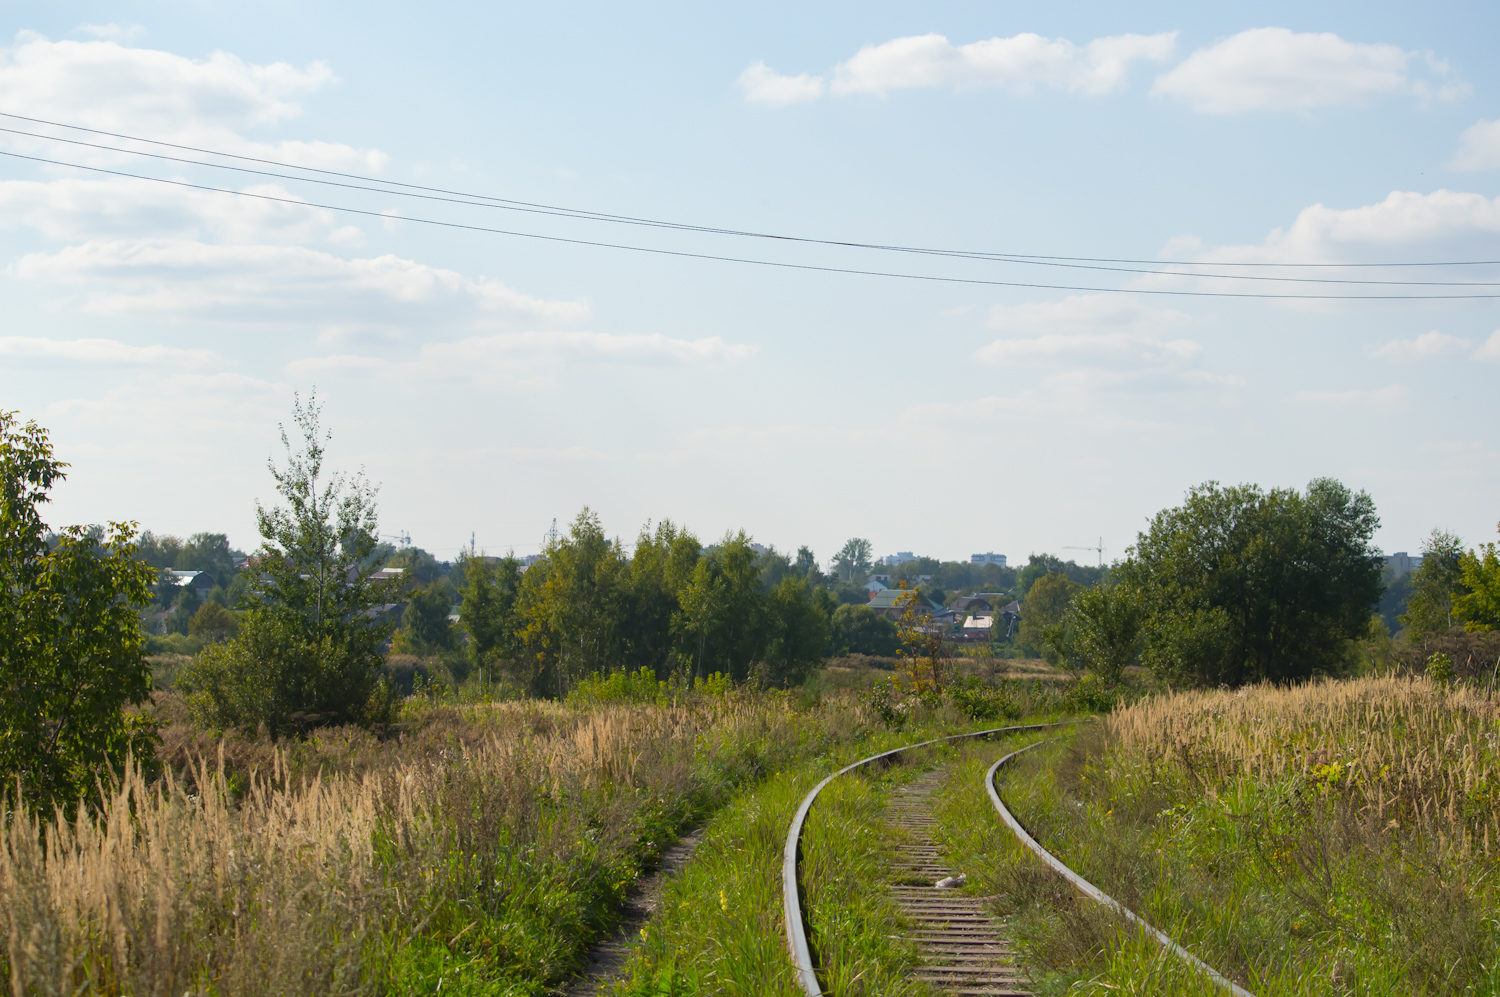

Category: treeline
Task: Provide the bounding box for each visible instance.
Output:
[1014,478,1499,689]
[404,513,835,696]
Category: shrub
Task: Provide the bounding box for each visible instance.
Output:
[948,674,1019,721]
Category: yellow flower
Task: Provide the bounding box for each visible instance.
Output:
[719,889,728,912]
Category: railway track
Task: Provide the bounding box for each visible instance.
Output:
[781,725,1257,997]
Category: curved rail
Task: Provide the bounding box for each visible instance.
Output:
[781,722,1068,997]
[986,741,1256,997]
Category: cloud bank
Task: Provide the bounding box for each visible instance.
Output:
[745,27,1465,114]
[0,31,386,170]
[742,31,1176,105]
[1152,27,1467,113]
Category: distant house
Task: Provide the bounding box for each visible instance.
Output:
[864,578,889,594]
[961,614,995,640]
[951,595,994,614]
[370,567,405,583]
[881,552,919,567]
[870,574,891,585]
[164,569,215,594]
[866,588,943,620]
[971,552,1007,567]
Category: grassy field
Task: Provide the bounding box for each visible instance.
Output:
[931,676,1500,996]
[0,684,900,996]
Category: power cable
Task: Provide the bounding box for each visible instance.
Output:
[2,148,1498,300]
[3,110,1497,274]
[7,123,1499,288]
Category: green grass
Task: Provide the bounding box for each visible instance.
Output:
[930,717,1500,997]
[612,734,977,996]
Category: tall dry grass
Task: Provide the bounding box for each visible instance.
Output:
[1,693,867,995]
[1109,676,1500,855]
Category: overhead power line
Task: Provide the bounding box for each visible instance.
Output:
[8,124,1500,289]
[3,110,1498,278]
[4,148,1497,301]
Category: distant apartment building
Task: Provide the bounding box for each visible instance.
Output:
[1385,552,1424,578]
[882,551,919,566]
[971,552,1007,567]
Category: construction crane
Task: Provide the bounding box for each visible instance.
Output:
[1063,537,1107,567]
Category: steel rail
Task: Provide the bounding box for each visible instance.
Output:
[986,741,1257,997]
[781,722,1069,996]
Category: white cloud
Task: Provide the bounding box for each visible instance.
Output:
[739,61,826,106]
[741,31,1175,104]
[288,331,755,389]
[1475,330,1500,362]
[1151,28,1467,113]
[12,240,588,330]
[0,32,386,171]
[1373,330,1473,362]
[1157,190,1500,285]
[0,335,217,366]
[1453,119,1500,170]
[978,294,1199,364]
[0,177,360,245]
[1293,384,1410,407]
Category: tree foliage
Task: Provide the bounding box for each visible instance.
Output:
[186,395,395,735]
[1455,524,1500,632]
[833,537,873,582]
[1121,478,1382,686]
[1017,572,1083,658]
[894,592,950,695]
[1061,583,1143,682]
[401,582,456,655]
[830,603,899,656]
[0,411,157,812]
[457,513,833,694]
[1400,530,1468,635]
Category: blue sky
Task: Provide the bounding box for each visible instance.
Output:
[2,2,1497,565]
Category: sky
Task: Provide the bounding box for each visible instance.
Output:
[1,1,1497,567]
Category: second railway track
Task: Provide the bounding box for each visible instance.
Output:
[782,723,1257,997]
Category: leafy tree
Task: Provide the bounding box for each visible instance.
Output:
[1018,553,1106,597]
[1017,573,1083,658]
[1455,524,1500,632]
[830,603,899,656]
[675,531,765,681]
[792,546,824,585]
[833,537,873,582]
[136,530,185,570]
[0,411,157,812]
[759,576,830,686]
[1401,530,1468,634]
[459,551,523,672]
[756,544,794,589]
[402,581,457,655]
[894,592,951,695]
[174,532,238,584]
[185,395,395,735]
[1063,584,1144,683]
[386,545,444,586]
[514,509,632,697]
[1121,478,1382,686]
[188,601,240,644]
[626,520,700,676]
[169,582,201,635]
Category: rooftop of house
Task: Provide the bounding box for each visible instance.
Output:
[867,588,942,611]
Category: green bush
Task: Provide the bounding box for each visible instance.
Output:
[948,674,1019,721]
